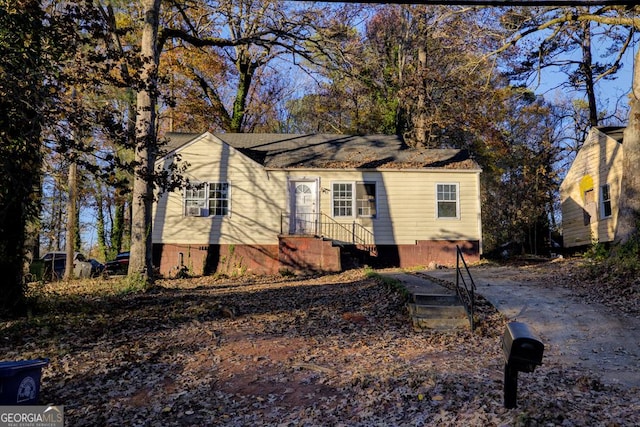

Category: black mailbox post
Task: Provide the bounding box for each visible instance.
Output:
[502,322,544,408]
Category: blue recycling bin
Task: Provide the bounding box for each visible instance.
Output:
[0,358,49,405]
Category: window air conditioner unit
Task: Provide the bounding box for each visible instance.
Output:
[186,206,204,217]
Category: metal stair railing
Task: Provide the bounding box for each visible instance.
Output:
[318,213,377,256]
[280,212,377,256]
[455,245,477,331]
[354,223,377,256]
[318,212,354,243]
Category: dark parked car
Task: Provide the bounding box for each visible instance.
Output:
[41,251,93,281]
[104,252,129,276]
[89,259,105,277]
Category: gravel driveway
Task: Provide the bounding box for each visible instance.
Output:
[424,262,640,388]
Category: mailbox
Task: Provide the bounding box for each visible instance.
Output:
[501,322,544,409]
[502,321,544,372]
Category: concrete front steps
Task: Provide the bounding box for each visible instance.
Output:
[408,293,469,331]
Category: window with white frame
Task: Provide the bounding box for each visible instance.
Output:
[332,183,353,217]
[436,183,458,218]
[356,182,376,217]
[600,184,612,218]
[184,182,229,216]
[332,182,377,218]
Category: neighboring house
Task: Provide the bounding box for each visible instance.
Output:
[560,126,624,249]
[152,133,483,277]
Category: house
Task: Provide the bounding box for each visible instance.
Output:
[560,126,625,249]
[152,133,483,277]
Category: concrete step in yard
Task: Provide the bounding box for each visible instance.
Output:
[413,294,460,306]
[408,293,469,331]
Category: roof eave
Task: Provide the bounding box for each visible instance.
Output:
[263,166,482,172]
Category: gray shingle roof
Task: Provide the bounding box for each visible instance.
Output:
[164,133,480,170]
[597,126,625,143]
[163,132,200,152]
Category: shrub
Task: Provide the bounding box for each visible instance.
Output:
[583,239,608,262]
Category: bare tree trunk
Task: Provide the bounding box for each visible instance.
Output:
[396,8,409,137]
[54,183,64,251]
[114,90,136,257]
[64,160,77,280]
[415,43,428,147]
[129,0,161,282]
[230,49,254,132]
[615,46,640,244]
[580,21,598,127]
[111,199,125,254]
[96,189,107,260]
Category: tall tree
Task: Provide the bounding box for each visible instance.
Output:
[481,90,560,254]
[158,0,356,133]
[93,0,172,280]
[113,0,357,280]
[617,36,640,244]
[288,5,505,148]
[129,0,161,280]
[0,0,141,284]
[63,159,78,280]
[495,6,640,244]
[0,0,45,314]
[502,6,633,127]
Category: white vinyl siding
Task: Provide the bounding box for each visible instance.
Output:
[560,128,622,247]
[154,133,482,246]
[154,134,288,245]
[320,170,480,245]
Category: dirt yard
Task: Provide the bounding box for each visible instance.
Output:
[2,260,639,426]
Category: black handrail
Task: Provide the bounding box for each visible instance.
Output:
[455,245,477,331]
[319,213,376,254]
[318,212,354,243]
[280,212,377,255]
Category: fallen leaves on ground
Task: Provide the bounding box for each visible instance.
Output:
[1,266,638,426]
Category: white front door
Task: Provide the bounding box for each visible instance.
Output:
[291,181,318,234]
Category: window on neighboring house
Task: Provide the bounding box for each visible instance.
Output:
[332,182,377,218]
[436,183,458,218]
[184,182,229,216]
[601,184,612,218]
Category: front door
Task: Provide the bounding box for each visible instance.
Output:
[291,180,318,234]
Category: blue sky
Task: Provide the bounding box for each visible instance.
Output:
[532,34,638,126]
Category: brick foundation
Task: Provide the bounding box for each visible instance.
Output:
[371,240,479,269]
[153,243,280,277]
[153,239,479,278]
[278,236,341,273]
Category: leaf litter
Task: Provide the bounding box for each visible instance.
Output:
[1,264,638,426]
